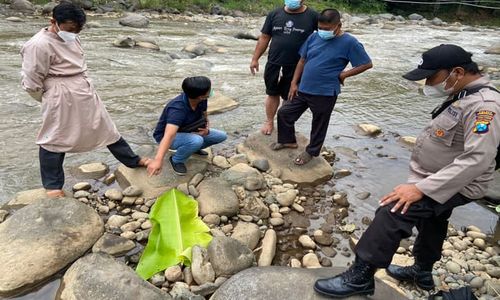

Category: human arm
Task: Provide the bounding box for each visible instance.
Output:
[288,57,306,100]
[20,41,51,101]
[250,33,271,75]
[339,62,373,85]
[147,124,179,176]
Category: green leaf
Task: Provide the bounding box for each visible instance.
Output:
[136,188,212,280]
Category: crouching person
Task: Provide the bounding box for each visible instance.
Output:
[148,76,227,176]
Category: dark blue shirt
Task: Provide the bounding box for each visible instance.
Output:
[298,32,371,97]
[153,93,207,143]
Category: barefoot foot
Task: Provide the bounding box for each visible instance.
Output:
[260,120,274,135]
[46,189,65,198]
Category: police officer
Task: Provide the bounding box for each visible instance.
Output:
[313,44,500,298]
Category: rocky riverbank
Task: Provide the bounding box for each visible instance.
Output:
[1,129,499,300]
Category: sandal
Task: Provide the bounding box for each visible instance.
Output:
[270,142,298,151]
[294,151,313,166]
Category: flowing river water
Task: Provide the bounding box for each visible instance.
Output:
[0,12,499,299]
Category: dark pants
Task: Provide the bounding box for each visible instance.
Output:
[277,92,337,156]
[355,194,471,269]
[39,137,141,189]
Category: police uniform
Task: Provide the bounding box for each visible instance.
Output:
[355,77,500,269]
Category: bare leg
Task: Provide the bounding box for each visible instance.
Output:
[261,95,281,135]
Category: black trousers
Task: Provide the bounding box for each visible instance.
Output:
[39,137,141,189]
[277,92,337,157]
[355,194,471,268]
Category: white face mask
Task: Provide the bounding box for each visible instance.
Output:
[423,71,458,97]
[55,22,78,43]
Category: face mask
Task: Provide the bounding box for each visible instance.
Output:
[318,29,335,40]
[284,0,301,10]
[423,71,458,97]
[55,22,78,43]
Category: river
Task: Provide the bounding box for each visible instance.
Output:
[1,13,499,232]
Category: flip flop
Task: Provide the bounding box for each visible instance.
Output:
[270,142,298,151]
[294,151,313,166]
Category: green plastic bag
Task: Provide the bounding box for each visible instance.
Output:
[136,188,212,280]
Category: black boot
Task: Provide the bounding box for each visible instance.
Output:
[386,263,434,290]
[314,257,376,298]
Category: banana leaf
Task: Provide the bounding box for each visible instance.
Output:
[136,188,212,280]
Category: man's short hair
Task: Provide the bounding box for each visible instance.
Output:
[318,9,341,24]
[53,2,86,29]
[182,76,212,99]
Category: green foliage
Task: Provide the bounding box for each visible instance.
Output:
[136,188,212,280]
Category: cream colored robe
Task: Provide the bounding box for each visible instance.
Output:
[20,28,120,153]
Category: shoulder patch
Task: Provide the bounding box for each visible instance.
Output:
[473,110,495,134]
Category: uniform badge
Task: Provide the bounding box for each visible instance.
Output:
[473,110,495,134]
[435,129,445,137]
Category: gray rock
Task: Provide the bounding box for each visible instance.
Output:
[234,29,260,40]
[177,183,190,195]
[210,267,409,300]
[42,2,57,15]
[237,131,333,186]
[189,173,205,187]
[105,189,123,201]
[115,150,208,198]
[106,215,129,228]
[182,43,209,57]
[150,273,165,286]
[131,212,149,220]
[276,190,298,207]
[10,0,34,12]
[165,265,183,282]
[207,237,254,277]
[207,92,239,115]
[212,156,231,169]
[188,185,199,197]
[123,186,143,197]
[299,235,317,249]
[92,233,135,256]
[334,169,352,179]
[470,276,484,288]
[244,177,263,191]
[7,188,47,207]
[113,36,135,48]
[73,182,91,191]
[191,245,215,285]
[196,178,239,217]
[355,192,371,200]
[446,261,461,274]
[432,17,443,26]
[240,197,269,219]
[251,159,270,172]
[485,45,500,55]
[183,267,194,286]
[170,282,204,300]
[120,221,141,232]
[0,198,103,297]
[203,214,221,226]
[191,282,218,296]
[119,13,149,28]
[408,13,424,21]
[333,193,349,207]
[231,222,261,250]
[357,124,382,136]
[77,162,109,179]
[269,218,284,226]
[258,229,276,266]
[73,190,90,198]
[228,154,248,166]
[59,253,171,299]
[222,163,264,188]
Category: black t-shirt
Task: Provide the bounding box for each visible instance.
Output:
[261,7,318,66]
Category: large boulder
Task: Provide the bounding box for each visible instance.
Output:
[0,198,103,297]
[119,13,149,28]
[59,253,171,300]
[485,170,500,204]
[7,188,47,207]
[207,92,239,115]
[210,267,409,300]
[237,131,333,186]
[116,149,208,198]
[10,0,34,12]
[196,177,239,217]
[485,45,500,55]
[221,163,264,188]
[207,237,254,277]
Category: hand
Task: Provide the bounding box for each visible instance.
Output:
[339,72,347,86]
[250,60,259,75]
[147,158,163,177]
[196,127,209,136]
[288,83,298,101]
[379,184,424,214]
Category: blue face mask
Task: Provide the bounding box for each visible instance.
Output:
[284,0,301,10]
[318,29,335,40]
